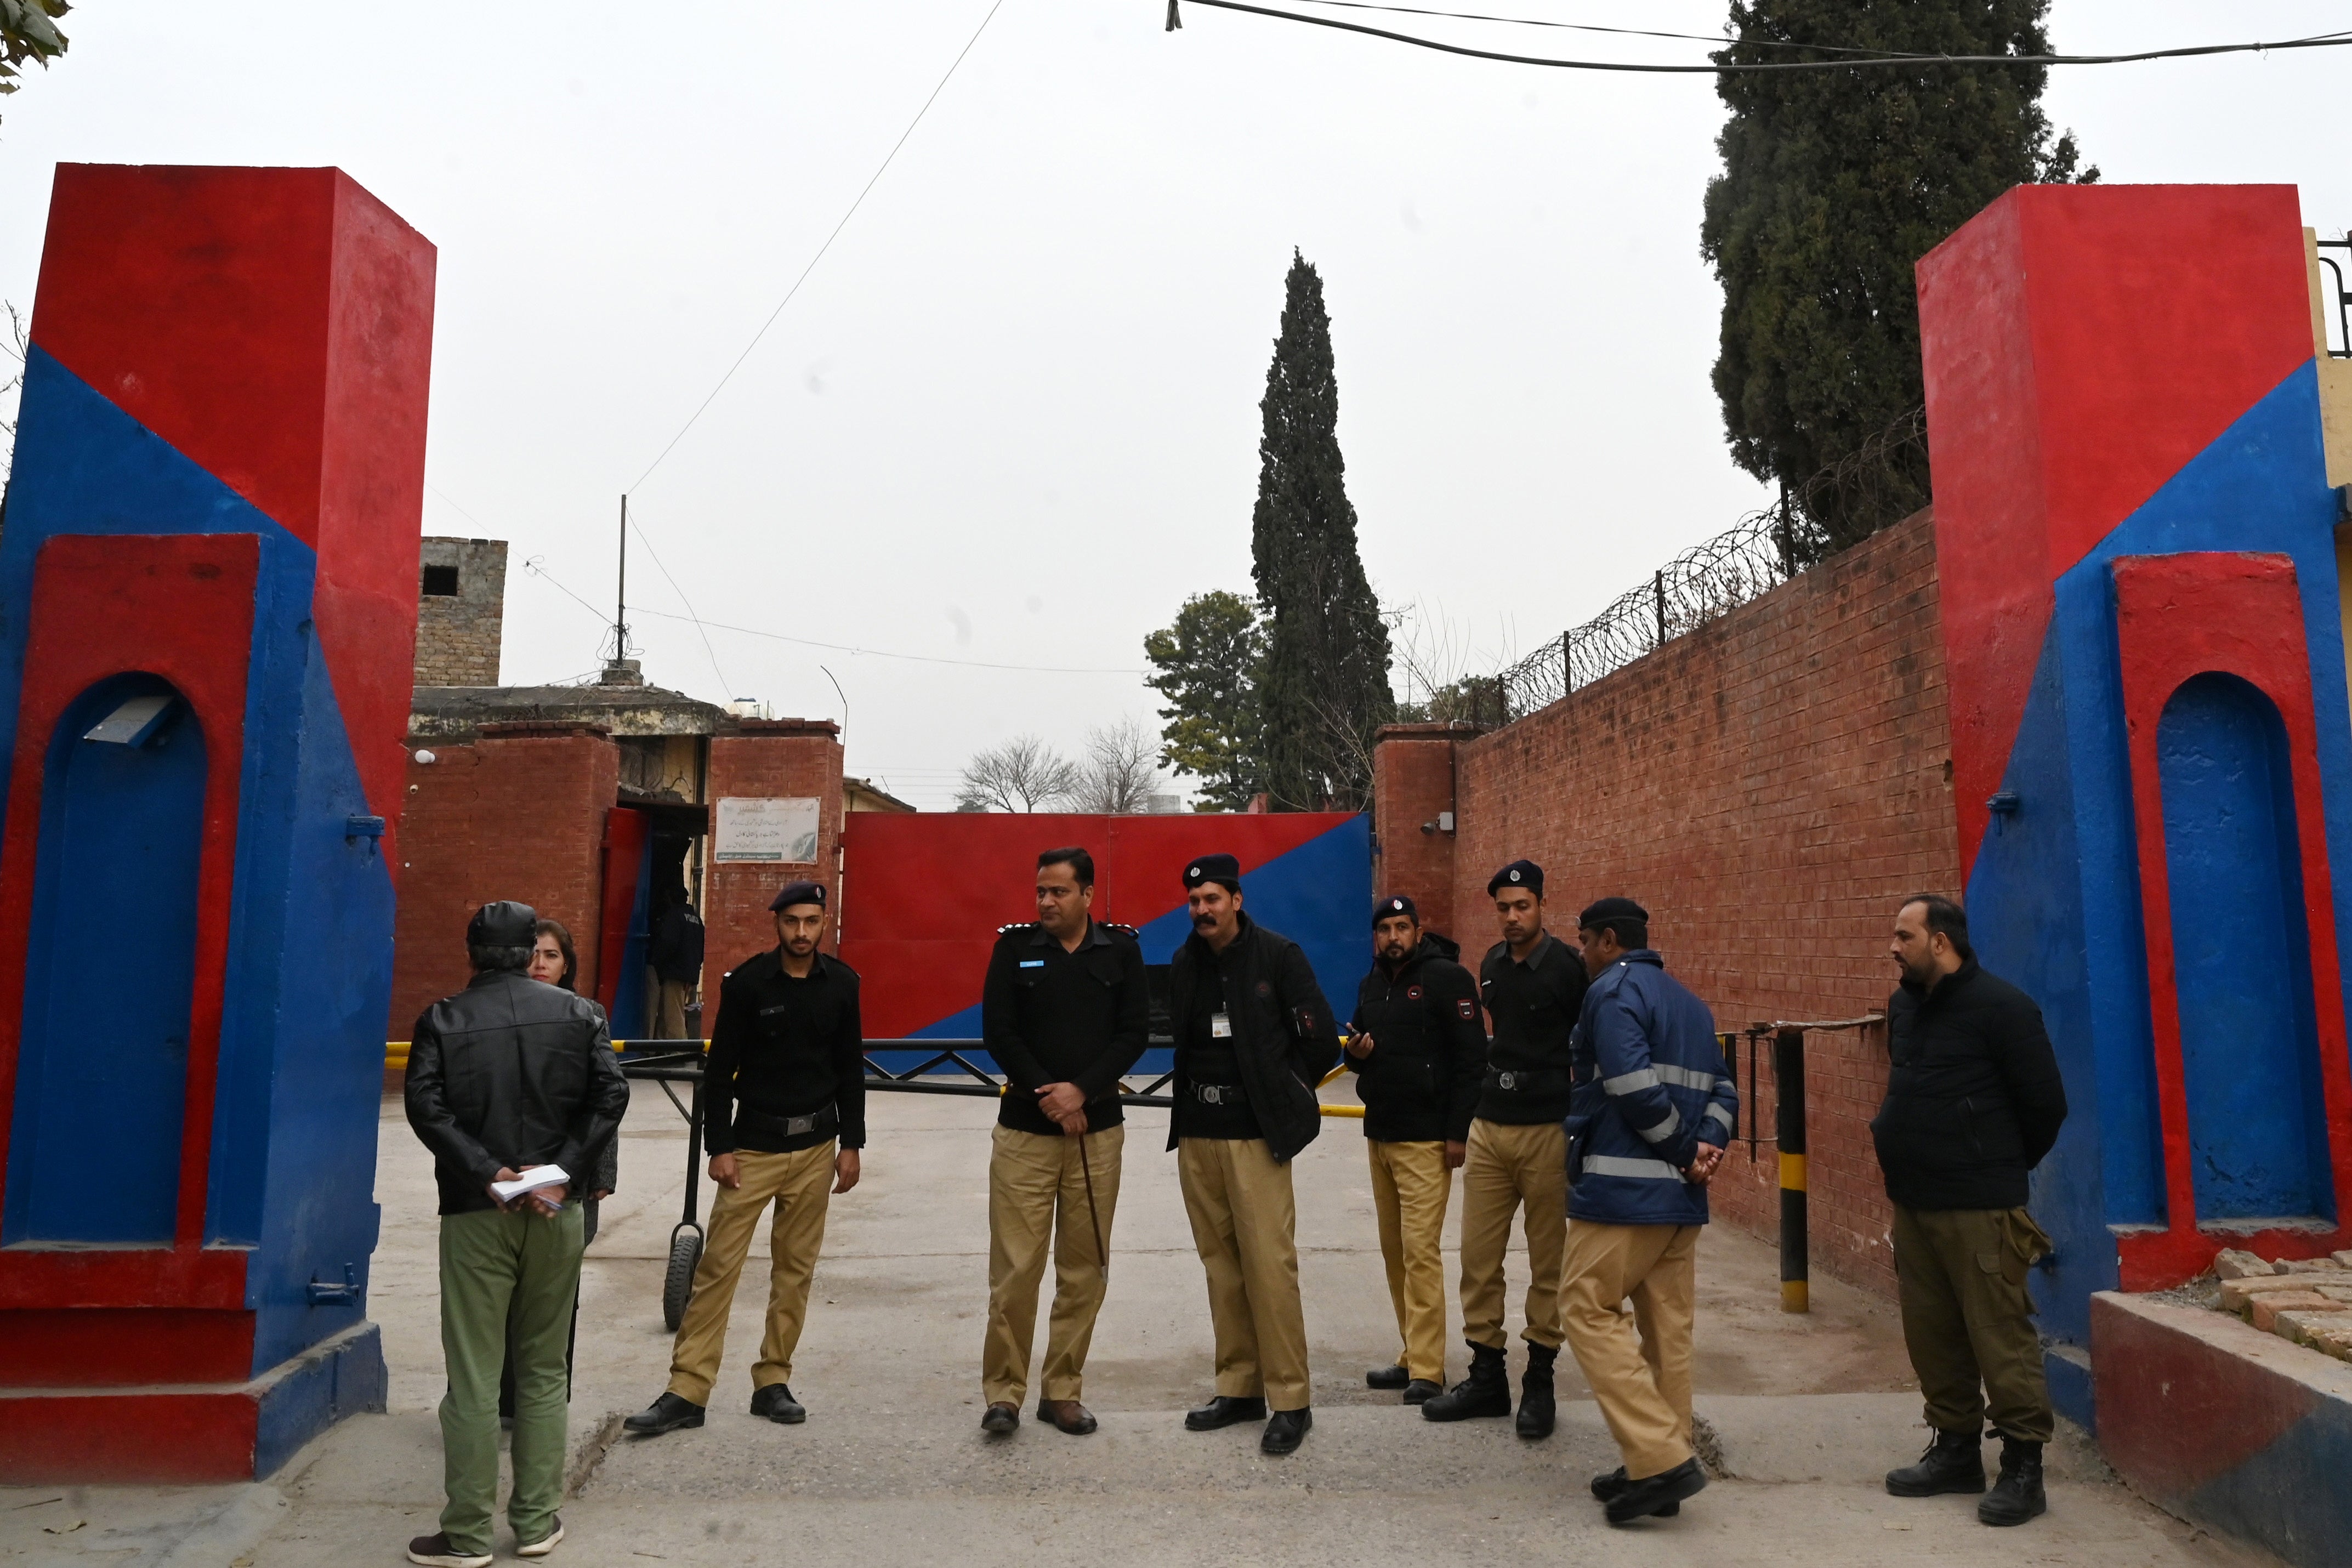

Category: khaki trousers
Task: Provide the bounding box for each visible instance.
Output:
[1178,1137,1311,1411]
[1560,1218,1698,1480]
[1458,1118,1568,1349]
[983,1123,1124,1407]
[1368,1139,1452,1382]
[1894,1203,2054,1442]
[666,1142,834,1404]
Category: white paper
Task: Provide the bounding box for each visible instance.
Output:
[714,797,820,863]
[492,1164,570,1203]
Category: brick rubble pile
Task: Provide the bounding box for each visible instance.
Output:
[2208,1247,2352,1359]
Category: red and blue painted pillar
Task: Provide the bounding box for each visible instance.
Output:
[1917,184,2352,1424]
[0,164,434,1481]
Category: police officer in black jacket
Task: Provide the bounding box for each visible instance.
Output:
[1424,859,1588,1436]
[1346,895,1485,1404]
[1168,853,1342,1455]
[1872,894,2067,1529]
[976,846,1149,1438]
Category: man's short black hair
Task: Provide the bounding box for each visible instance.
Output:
[1902,893,1973,959]
[1038,845,1095,888]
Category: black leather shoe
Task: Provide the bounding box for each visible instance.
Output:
[1590,1467,1678,1515]
[980,1402,1020,1435]
[1260,1407,1311,1455]
[749,1383,805,1424]
[1887,1427,1986,1497]
[1605,1457,1706,1524]
[622,1391,705,1436]
[1401,1379,1441,1405]
[1366,1364,1411,1390]
[1978,1438,2047,1526]
[1184,1395,1268,1431]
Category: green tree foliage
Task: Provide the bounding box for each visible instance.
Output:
[1701,0,2095,555]
[1249,251,1392,809]
[1,1,70,122]
[1145,589,1266,812]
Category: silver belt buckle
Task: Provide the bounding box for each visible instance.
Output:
[786,1112,818,1135]
[1497,1071,1520,1091]
[1199,1084,1232,1105]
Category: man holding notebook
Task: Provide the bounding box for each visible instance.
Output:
[404,901,629,1567]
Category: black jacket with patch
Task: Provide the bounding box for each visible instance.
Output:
[1871,958,2068,1211]
[1348,942,1486,1144]
[982,919,1150,1135]
[1167,913,1342,1162]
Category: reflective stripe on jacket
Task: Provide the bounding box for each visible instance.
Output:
[1564,950,1737,1227]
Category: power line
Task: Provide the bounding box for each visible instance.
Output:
[1170,1,2352,73]
[626,0,1009,493]
[623,504,735,698]
[1279,1,1938,56]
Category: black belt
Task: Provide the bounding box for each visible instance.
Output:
[734,1104,839,1141]
[1485,1067,1569,1094]
[1189,1082,1248,1106]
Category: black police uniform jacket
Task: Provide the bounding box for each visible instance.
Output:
[1167,911,1342,1162]
[981,918,1150,1136]
[1870,957,2068,1212]
[706,948,868,1155]
[406,968,630,1216]
[1347,941,1486,1144]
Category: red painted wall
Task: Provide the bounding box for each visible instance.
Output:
[1370,724,1479,944]
[1443,512,1958,1296]
[704,722,845,1026]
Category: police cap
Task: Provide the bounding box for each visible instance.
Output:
[1183,853,1243,894]
[1373,894,1418,928]
[1577,896,1649,935]
[1487,860,1543,897]
[769,879,828,913]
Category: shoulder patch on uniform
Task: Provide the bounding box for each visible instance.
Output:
[1405,984,1423,1002]
[1457,997,1477,1020]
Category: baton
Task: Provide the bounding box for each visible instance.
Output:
[1077,1124,1109,1273]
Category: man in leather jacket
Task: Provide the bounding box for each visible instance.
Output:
[404,901,627,1568]
[1167,853,1340,1455]
[1345,895,1484,1405]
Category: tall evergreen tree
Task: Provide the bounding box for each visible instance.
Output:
[1701,1,2094,556]
[1250,251,1391,810]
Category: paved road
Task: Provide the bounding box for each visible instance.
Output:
[1,1086,2273,1567]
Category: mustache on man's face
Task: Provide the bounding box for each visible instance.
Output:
[1192,912,1219,929]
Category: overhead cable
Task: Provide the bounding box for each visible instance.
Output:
[1168,0,2352,73]
[1280,1,1939,55]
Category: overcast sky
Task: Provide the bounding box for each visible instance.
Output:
[3,3,2349,806]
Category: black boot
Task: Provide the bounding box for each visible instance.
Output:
[1401,1379,1441,1405]
[1978,1438,2047,1526]
[1422,1341,1512,1422]
[1515,1344,1557,1439]
[1885,1426,1985,1496]
[1365,1364,1410,1390]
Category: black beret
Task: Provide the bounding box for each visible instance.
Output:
[1487,860,1543,897]
[1373,894,1418,928]
[468,900,537,948]
[1577,896,1649,930]
[1183,853,1243,893]
[769,879,828,913]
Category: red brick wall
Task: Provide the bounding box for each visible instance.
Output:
[1371,723,1481,945]
[704,721,844,1029]
[1447,510,1958,1296]
[389,724,620,1038]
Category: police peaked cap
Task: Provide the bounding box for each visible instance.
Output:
[469,900,538,947]
[1373,894,1419,928]
[1487,860,1543,896]
[769,879,828,912]
[1577,896,1649,931]
[1183,853,1243,893]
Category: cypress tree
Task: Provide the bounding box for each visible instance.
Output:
[1250,251,1392,811]
[1701,0,2094,556]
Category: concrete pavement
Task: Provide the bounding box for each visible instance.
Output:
[1,1083,2274,1566]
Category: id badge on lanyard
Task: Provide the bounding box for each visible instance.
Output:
[1211,1012,1233,1038]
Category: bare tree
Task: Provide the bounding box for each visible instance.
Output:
[955,733,1080,813]
[1070,717,1163,814]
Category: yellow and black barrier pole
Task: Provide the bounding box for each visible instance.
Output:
[1774,1025,1808,1314]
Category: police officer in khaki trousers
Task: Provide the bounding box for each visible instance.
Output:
[1423,860,1587,1438]
[624,880,865,1436]
[1169,854,1341,1455]
[976,846,1149,1437]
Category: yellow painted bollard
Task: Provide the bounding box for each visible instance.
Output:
[1775,1027,1809,1313]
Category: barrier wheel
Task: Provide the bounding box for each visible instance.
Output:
[663,1224,703,1332]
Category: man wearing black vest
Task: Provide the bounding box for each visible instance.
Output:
[1423,859,1587,1438]
[976,846,1149,1438]
[1345,894,1485,1404]
[1169,853,1341,1455]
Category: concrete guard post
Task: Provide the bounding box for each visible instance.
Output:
[1916,184,2352,1428]
[0,165,435,1482]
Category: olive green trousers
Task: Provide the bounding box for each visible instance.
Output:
[1893,1203,2053,1443]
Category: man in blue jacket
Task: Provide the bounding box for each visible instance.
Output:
[1560,897,1738,1525]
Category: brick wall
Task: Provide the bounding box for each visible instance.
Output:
[1370,723,1484,945]
[704,720,845,1028]
[1446,509,1958,1297]
[389,722,620,1036]
[413,537,508,687]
